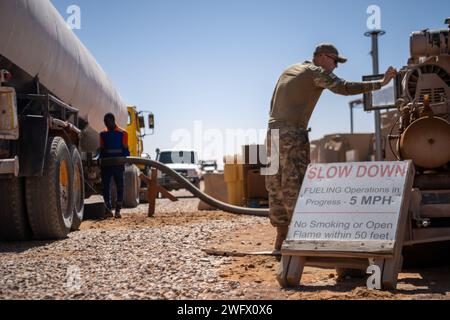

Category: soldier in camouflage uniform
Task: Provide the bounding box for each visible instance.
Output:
[266,44,397,251]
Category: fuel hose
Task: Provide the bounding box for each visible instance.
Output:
[100,157,269,217]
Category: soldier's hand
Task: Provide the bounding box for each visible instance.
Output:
[381,66,397,86]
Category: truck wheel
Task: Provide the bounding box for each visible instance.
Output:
[0,178,31,241]
[70,147,85,231]
[26,136,74,240]
[123,165,140,208]
[139,189,149,204]
[139,167,150,203]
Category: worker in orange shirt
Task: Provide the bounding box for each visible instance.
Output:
[99,113,130,219]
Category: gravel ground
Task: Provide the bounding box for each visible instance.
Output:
[0,196,267,300]
[1,196,450,300]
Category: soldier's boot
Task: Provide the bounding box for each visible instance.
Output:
[104,203,114,219]
[115,202,122,219]
[274,226,289,251]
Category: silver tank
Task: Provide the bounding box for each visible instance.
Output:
[0,0,128,151]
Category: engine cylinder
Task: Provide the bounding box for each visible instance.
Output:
[410,30,449,58]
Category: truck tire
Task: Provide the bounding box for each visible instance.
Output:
[0,178,31,241]
[139,167,150,203]
[123,165,140,208]
[26,136,74,240]
[139,189,149,204]
[70,147,85,231]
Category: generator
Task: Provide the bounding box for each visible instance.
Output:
[383,18,450,260]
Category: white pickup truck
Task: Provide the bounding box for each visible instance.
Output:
[156,149,201,191]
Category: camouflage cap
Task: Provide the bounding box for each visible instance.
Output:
[314,43,348,64]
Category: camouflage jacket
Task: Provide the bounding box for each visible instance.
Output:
[269,61,382,129]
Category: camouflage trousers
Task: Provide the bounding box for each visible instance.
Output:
[265,125,310,227]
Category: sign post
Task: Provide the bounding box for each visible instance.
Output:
[277,161,414,290]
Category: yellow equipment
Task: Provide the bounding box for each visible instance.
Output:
[122,106,155,206]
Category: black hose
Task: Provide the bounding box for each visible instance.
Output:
[100,157,269,217]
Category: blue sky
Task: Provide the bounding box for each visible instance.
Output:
[52,0,450,161]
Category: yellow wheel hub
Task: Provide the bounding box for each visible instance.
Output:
[59,160,69,210]
[60,160,69,186]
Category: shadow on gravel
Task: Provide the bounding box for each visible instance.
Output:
[0,240,56,254]
[396,266,450,295]
[284,279,363,294]
[283,266,450,297]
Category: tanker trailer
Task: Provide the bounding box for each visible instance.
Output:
[386,18,450,260]
[0,0,137,240]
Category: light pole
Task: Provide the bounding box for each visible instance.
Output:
[365,29,385,161]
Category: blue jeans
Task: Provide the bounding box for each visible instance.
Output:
[101,165,125,210]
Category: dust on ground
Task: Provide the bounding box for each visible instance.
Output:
[1,194,450,300]
[208,221,450,300]
[86,194,450,300]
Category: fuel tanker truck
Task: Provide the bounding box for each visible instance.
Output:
[0,0,153,241]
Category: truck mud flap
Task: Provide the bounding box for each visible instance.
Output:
[18,115,48,177]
